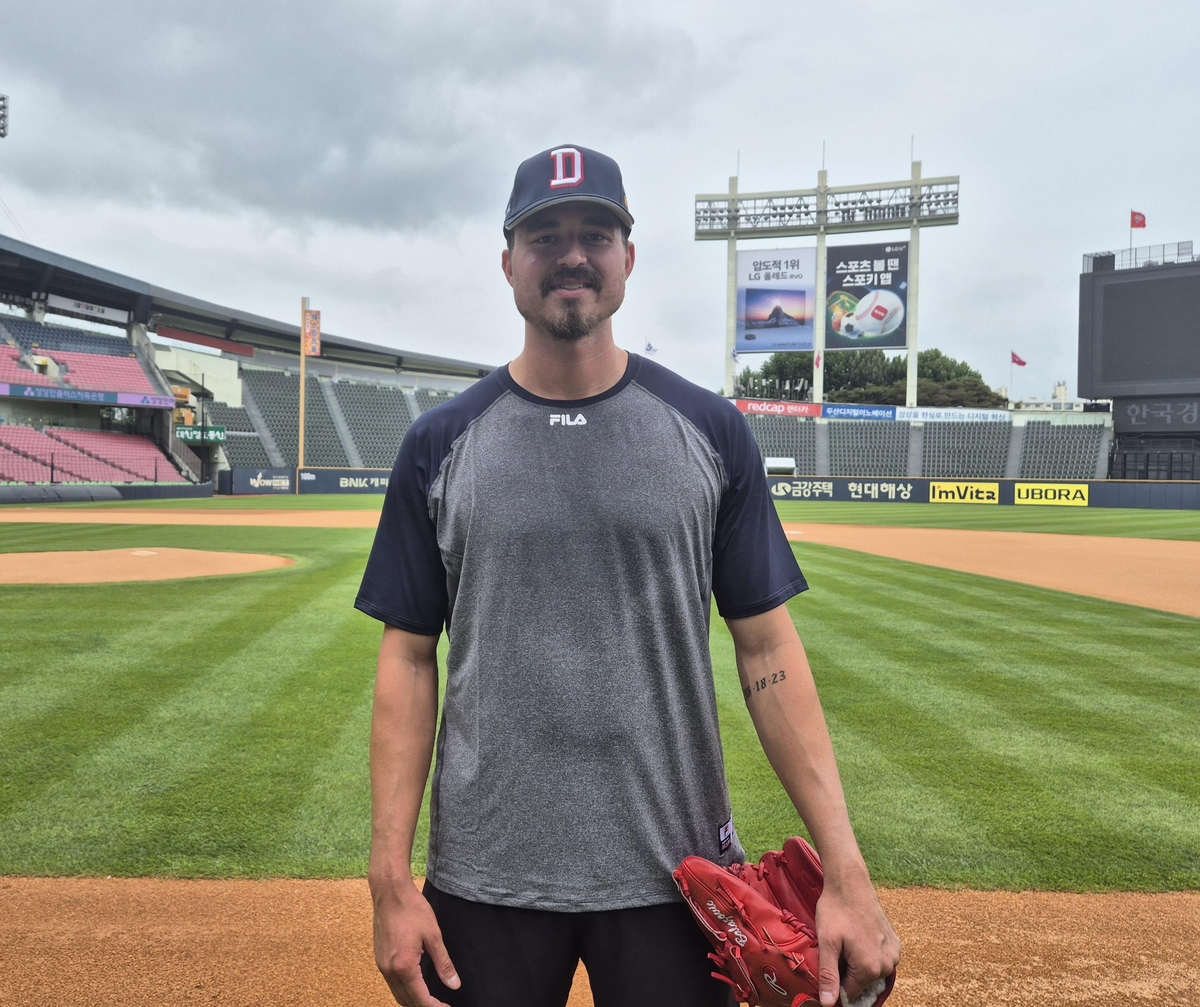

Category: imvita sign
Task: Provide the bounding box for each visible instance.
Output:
[929,481,1000,504]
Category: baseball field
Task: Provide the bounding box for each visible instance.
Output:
[1,496,1198,1005]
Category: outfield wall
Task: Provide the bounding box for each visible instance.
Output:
[768,477,1200,509]
[0,481,214,504]
[219,467,391,495]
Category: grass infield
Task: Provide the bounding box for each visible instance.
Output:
[0,499,1196,890]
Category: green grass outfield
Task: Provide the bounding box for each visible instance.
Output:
[0,498,1197,889]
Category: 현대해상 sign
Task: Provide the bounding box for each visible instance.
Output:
[736,247,816,352]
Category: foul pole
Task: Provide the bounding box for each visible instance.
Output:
[298,296,309,486]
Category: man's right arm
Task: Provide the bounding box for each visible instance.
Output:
[369,625,461,1007]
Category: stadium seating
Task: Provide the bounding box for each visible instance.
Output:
[0,347,60,387]
[743,415,817,474]
[1018,421,1104,479]
[332,381,413,468]
[830,420,910,477]
[0,425,182,484]
[922,422,1012,478]
[241,369,348,467]
[0,444,53,483]
[1,318,134,357]
[50,351,157,395]
[415,387,458,413]
[43,428,185,483]
[206,401,273,469]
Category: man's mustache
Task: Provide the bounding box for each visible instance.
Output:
[541,266,604,298]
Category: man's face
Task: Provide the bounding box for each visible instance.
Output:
[502,204,635,342]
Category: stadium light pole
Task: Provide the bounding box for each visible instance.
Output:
[696,162,958,406]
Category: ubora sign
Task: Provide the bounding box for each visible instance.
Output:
[929,481,1000,504]
[1014,483,1089,506]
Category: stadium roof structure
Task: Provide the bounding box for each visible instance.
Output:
[0,233,494,379]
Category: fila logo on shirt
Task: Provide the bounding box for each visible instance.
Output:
[549,147,583,188]
[549,413,587,427]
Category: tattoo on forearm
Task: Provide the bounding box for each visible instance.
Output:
[743,669,787,701]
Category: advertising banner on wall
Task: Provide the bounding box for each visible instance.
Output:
[826,242,908,350]
[297,468,391,494]
[734,398,822,418]
[736,248,816,352]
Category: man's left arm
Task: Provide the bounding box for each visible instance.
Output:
[726,603,901,1007]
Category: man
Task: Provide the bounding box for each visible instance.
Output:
[356,144,900,1007]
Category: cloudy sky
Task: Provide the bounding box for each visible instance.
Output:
[1,0,1197,398]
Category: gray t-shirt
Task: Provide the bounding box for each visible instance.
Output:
[356,354,806,910]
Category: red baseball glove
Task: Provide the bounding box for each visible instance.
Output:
[673,837,895,1007]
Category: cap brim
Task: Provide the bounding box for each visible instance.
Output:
[504,194,634,234]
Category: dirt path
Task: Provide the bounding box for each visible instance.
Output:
[784,523,1200,619]
[0,508,379,528]
[0,548,294,584]
[2,878,1196,1006]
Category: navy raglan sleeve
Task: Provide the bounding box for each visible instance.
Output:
[711,407,808,618]
[354,421,448,635]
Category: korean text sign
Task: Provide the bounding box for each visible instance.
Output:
[826,242,908,350]
[736,247,816,352]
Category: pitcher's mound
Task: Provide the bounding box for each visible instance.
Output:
[0,548,295,585]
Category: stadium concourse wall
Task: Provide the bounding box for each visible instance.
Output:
[768,476,1200,510]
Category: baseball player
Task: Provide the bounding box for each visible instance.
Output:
[356,144,900,1007]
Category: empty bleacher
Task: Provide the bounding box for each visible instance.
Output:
[1018,421,1104,479]
[922,422,1012,478]
[241,368,348,467]
[333,381,413,468]
[830,420,910,477]
[50,351,157,395]
[415,387,458,414]
[44,428,185,483]
[743,415,817,474]
[2,318,134,357]
[206,400,273,469]
[0,425,181,483]
[0,347,60,387]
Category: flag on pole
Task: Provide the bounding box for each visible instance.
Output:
[1011,351,1027,366]
[1130,210,1147,229]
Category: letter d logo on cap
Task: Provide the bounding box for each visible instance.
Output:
[549,147,584,188]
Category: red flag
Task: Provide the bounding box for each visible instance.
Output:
[1011,351,1027,366]
[1130,210,1146,229]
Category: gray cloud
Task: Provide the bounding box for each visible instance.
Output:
[1,0,702,228]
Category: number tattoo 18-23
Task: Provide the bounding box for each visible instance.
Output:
[743,669,787,701]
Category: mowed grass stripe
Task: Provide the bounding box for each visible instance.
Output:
[0,524,380,876]
[732,540,1200,890]
[774,500,1200,540]
[1,509,1197,889]
[0,566,371,875]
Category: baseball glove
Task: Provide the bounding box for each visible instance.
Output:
[673,836,894,1007]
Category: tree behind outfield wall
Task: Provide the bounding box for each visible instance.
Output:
[749,349,1005,408]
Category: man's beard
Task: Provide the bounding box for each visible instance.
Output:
[532,265,609,342]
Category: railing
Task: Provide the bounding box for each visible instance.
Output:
[0,453,178,485]
[1083,241,1195,272]
[169,433,205,482]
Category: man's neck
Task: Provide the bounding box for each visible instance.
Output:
[507,326,629,401]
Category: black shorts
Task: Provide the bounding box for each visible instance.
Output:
[421,883,735,1007]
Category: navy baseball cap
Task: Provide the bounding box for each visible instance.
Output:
[503,145,634,235]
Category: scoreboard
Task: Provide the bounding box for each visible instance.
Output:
[1078,259,1200,399]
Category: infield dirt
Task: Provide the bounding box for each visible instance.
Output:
[3,878,1197,1006]
[783,522,1200,618]
[0,547,294,584]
